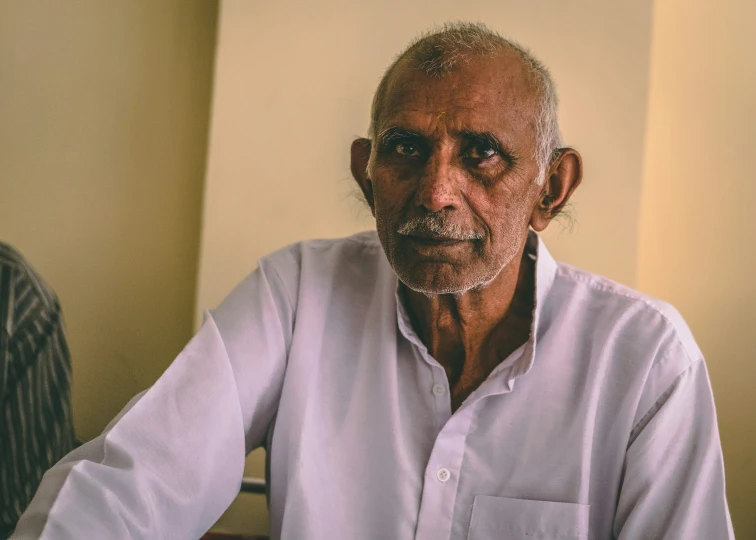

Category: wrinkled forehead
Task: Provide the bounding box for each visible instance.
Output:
[377,51,539,143]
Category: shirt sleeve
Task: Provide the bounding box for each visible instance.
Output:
[10,262,291,540]
[613,356,735,539]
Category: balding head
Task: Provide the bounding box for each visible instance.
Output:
[370,22,562,185]
[351,22,582,296]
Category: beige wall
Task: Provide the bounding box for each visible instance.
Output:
[199,1,654,534]
[6,0,751,536]
[637,0,756,536]
[196,0,654,323]
[0,0,218,440]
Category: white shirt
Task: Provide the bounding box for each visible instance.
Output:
[12,230,734,539]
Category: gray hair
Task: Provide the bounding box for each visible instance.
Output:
[369,22,563,185]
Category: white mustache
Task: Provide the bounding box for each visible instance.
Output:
[397,214,484,241]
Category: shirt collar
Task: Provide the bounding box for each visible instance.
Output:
[531,228,559,330]
[395,229,559,390]
[508,229,558,384]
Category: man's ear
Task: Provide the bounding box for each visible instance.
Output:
[530,148,583,232]
[350,138,375,213]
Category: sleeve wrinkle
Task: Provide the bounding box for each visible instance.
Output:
[260,259,296,356]
[627,357,703,448]
[263,259,295,320]
[204,313,249,446]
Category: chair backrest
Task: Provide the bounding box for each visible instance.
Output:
[202,477,269,539]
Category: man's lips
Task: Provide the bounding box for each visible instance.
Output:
[402,235,466,246]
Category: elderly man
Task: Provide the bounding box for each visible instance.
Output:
[12,23,733,540]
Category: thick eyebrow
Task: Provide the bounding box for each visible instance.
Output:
[459,130,504,154]
[377,126,519,162]
[377,127,425,147]
[459,130,519,162]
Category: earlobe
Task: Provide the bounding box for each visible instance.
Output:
[529,148,583,232]
[529,203,551,232]
[350,138,375,211]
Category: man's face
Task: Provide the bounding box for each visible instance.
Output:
[365,51,543,295]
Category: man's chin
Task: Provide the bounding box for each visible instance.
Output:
[391,253,506,296]
[396,270,485,297]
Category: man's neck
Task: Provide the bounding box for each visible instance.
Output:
[401,246,536,409]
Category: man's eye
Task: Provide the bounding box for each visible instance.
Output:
[395,142,421,157]
[466,145,497,160]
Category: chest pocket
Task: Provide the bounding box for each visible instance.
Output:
[468,496,590,539]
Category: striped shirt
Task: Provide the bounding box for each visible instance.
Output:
[0,243,75,538]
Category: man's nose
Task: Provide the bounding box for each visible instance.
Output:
[415,153,461,213]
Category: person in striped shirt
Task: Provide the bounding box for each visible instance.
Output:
[0,243,76,538]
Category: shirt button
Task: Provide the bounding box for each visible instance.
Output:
[436,468,451,483]
[432,384,445,396]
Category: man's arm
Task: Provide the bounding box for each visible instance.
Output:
[0,253,76,538]
[613,355,734,539]
[11,261,291,539]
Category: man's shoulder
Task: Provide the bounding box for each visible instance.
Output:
[0,243,63,365]
[272,229,381,254]
[261,230,383,273]
[254,230,388,304]
[0,242,59,311]
[0,242,26,271]
[553,262,701,366]
[554,261,674,315]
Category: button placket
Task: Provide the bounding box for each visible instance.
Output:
[414,406,475,540]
